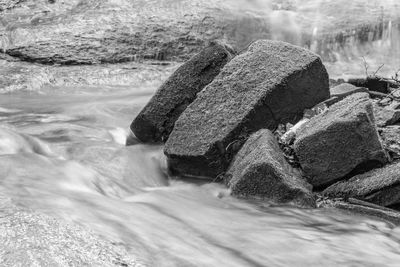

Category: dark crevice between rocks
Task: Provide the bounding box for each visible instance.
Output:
[347,77,391,94]
[160,98,193,143]
[364,183,400,207]
[214,104,281,182]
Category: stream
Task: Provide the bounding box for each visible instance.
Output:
[1,0,400,266]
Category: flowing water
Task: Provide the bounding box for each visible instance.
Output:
[2,0,400,266]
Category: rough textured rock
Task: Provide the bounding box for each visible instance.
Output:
[131,42,236,143]
[0,0,271,64]
[0,196,142,267]
[348,77,390,94]
[1,0,397,69]
[330,83,368,100]
[373,103,400,127]
[225,129,315,207]
[0,0,24,11]
[323,162,400,207]
[380,126,400,159]
[294,92,387,188]
[165,40,329,178]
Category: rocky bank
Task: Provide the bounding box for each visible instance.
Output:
[132,38,400,224]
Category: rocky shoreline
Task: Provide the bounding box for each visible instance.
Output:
[132,39,400,224]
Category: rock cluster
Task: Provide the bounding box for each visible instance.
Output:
[131,39,400,216]
[164,40,329,178]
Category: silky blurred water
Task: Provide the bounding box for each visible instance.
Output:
[1,0,400,266]
[0,70,399,266]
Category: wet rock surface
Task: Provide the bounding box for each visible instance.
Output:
[0,59,178,93]
[319,198,400,226]
[0,0,271,65]
[0,195,142,267]
[323,162,400,207]
[165,40,329,179]
[131,42,236,143]
[294,93,387,188]
[225,129,315,207]
[1,0,398,69]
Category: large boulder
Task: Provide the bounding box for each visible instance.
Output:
[131,42,236,143]
[165,40,329,178]
[294,92,387,188]
[225,129,315,207]
[323,162,400,207]
[0,0,270,64]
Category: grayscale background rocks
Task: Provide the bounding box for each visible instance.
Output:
[165,40,329,179]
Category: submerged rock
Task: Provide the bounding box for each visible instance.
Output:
[320,198,400,225]
[165,40,329,178]
[323,162,400,207]
[226,129,315,207]
[294,93,387,188]
[131,42,236,143]
[0,196,142,267]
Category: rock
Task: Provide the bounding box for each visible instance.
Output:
[0,59,176,92]
[378,97,392,106]
[0,195,142,266]
[280,118,310,145]
[125,132,141,146]
[131,42,236,143]
[0,0,270,64]
[380,126,400,159]
[323,162,400,207]
[294,92,387,188]
[303,102,329,119]
[165,40,330,178]
[389,100,400,109]
[225,129,315,207]
[392,89,400,99]
[373,103,400,127]
[0,0,24,11]
[330,83,369,100]
[329,78,346,87]
[348,77,390,94]
[319,198,400,225]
